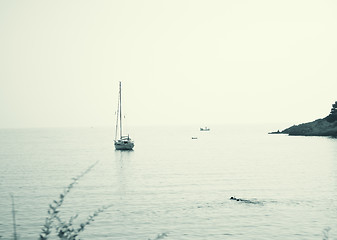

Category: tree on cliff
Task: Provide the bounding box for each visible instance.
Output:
[325,101,337,122]
[330,101,337,115]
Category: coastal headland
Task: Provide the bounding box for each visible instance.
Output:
[270,101,337,137]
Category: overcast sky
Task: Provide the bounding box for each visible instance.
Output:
[1,0,336,128]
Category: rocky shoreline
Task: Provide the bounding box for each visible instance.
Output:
[270,101,337,137]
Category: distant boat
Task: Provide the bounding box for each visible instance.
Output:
[114,82,134,150]
[200,127,210,131]
[192,137,198,139]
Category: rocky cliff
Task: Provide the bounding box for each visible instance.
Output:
[271,101,337,137]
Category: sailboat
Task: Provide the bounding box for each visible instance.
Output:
[114,82,134,150]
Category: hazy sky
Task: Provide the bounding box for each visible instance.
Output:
[1,0,337,128]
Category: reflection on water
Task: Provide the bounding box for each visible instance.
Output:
[115,149,134,167]
[114,150,134,196]
[327,138,337,200]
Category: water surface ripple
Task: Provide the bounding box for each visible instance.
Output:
[0,125,337,239]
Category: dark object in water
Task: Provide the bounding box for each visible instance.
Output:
[230,196,261,205]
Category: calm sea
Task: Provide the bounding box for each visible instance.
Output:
[0,125,337,240]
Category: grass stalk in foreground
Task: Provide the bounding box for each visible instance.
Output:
[39,161,113,240]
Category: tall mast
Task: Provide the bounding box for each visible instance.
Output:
[119,81,122,137]
[114,84,120,141]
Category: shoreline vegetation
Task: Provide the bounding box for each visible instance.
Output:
[269,101,337,137]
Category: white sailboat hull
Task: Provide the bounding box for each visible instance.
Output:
[114,140,134,150]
